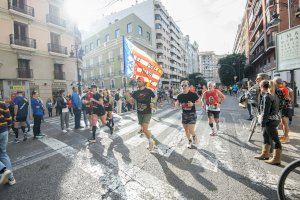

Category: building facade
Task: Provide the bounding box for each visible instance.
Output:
[85,0,189,88]
[243,0,300,81]
[233,10,249,58]
[0,0,81,103]
[199,51,224,84]
[82,14,155,89]
[183,35,200,74]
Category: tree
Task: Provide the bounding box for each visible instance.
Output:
[218,53,246,86]
[181,72,207,88]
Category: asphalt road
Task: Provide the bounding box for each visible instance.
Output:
[0,96,299,200]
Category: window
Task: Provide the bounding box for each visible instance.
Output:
[105,34,110,42]
[18,59,29,69]
[97,39,101,47]
[138,25,143,35]
[49,4,59,17]
[115,29,120,38]
[14,21,28,39]
[155,23,161,30]
[90,43,94,50]
[50,32,60,44]
[127,23,132,33]
[155,14,161,20]
[54,64,63,72]
[147,32,151,41]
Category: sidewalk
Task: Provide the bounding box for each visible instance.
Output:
[289,105,300,145]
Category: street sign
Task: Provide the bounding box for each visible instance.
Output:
[276,25,300,71]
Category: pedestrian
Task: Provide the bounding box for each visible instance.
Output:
[254,80,282,165]
[46,98,53,117]
[0,100,16,185]
[89,84,105,143]
[202,81,226,136]
[246,80,254,120]
[175,80,201,148]
[283,81,294,126]
[56,90,70,133]
[71,87,83,130]
[81,87,90,128]
[67,96,73,117]
[103,89,114,134]
[232,84,239,97]
[131,77,156,151]
[273,77,290,143]
[12,91,29,143]
[115,89,122,114]
[31,91,45,139]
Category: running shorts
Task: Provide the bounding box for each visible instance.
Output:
[92,106,106,116]
[137,113,152,125]
[207,110,220,119]
[182,112,197,124]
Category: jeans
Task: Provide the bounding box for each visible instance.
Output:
[60,112,69,130]
[82,109,88,127]
[247,104,252,118]
[33,115,42,137]
[0,131,13,178]
[73,108,81,129]
[263,120,281,149]
[48,108,53,117]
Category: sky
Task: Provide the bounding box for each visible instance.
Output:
[65,0,247,55]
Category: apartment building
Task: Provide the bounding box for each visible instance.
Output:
[233,10,249,58]
[85,0,189,88]
[183,35,200,74]
[81,14,155,89]
[199,51,224,84]
[244,0,300,80]
[0,0,81,102]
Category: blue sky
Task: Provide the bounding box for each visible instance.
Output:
[65,0,247,54]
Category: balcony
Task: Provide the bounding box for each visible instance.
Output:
[249,14,263,40]
[48,43,68,57]
[266,39,275,51]
[46,14,66,30]
[295,7,300,18]
[10,34,36,51]
[54,71,65,80]
[8,0,34,19]
[250,31,264,53]
[250,47,265,63]
[17,68,33,79]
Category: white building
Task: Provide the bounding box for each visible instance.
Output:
[183,35,200,74]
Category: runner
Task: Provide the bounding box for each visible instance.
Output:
[103,89,114,134]
[202,81,226,136]
[131,77,156,151]
[175,80,201,148]
[12,91,29,143]
[89,85,105,143]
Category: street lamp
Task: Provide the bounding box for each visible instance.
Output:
[70,44,83,94]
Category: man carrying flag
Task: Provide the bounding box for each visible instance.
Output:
[123,37,163,151]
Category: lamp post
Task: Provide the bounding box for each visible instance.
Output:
[70,44,83,94]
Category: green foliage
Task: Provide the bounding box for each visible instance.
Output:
[218,53,246,86]
[181,73,207,87]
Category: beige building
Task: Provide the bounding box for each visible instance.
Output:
[0,0,81,103]
[233,10,249,58]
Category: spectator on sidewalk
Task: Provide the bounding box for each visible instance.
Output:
[31,91,45,139]
[0,100,16,185]
[115,89,122,114]
[71,87,83,129]
[56,90,70,133]
[46,98,53,118]
[67,96,73,117]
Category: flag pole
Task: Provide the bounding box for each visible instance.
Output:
[122,36,127,91]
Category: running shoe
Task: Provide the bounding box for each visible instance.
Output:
[39,133,46,136]
[280,136,290,143]
[0,170,12,185]
[88,139,96,143]
[8,176,16,186]
[192,135,199,145]
[187,140,193,149]
[210,131,217,136]
[147,139,155,151]
[62,130,67,133]
[14,138,20,144]
[35,135,44,139]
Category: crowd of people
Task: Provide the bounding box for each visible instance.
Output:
[0,72,296,187]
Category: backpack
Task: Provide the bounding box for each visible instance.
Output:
[275,89,289,110]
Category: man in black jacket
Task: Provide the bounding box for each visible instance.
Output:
[56,90,70,133]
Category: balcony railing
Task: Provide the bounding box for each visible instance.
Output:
[267,40,275,48]
[48,43,68,55]
[54,71,65,80]
[10,34,36,48]
[250,48,265,63]
[17,68,33,79]
[46,14,66,28]
[8,0,34,17]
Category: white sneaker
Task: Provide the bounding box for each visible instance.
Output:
[67,128,72,131]
[147,139,155,151]
[8,177,16,186]
[210,130,217,136]
[0,170,12,184]
[187,140,193,149]
[62,129,67,133]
